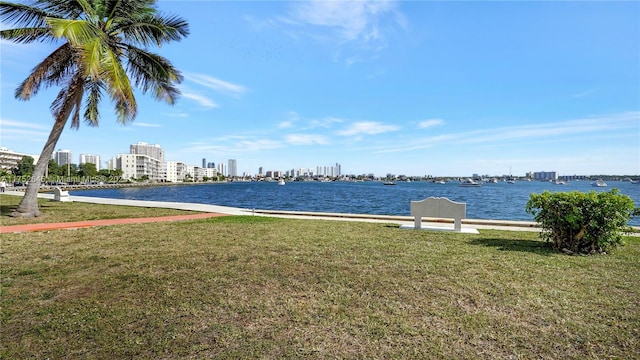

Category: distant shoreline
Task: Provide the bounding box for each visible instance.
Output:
[6,181,218,193]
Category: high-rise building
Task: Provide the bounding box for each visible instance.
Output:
[53,149,72,166]
[129,142,164,163]
[218,162,226,176]
[228,159,237,177]
[202,158,206,168]
[79,154,101,171]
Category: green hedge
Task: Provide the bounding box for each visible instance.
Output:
[526,189,639,254]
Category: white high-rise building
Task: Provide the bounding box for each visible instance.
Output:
[129,142,164,163]
[228,159,237,177]
[79,154,101,171]
[53,149,72,166]
[218,162,226,176]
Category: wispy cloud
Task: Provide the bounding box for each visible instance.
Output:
[278,111,301,129]
[572,89,596,98]
[309,116,343,129]
[181,92,218,108]
[336,121,400,136]
[0,118,49,142]
[276,0,406,64]
[417,119,445,129]
[376,112,639,153]
[183,73,247,97]
[133,122,162,128]
[458,112,638,145]
[285,134,329,145]
[288,0,398,42]
[185,137,284,155]
[0,119,48,130]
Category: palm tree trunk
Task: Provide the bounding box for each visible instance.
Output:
[11,116,69,218]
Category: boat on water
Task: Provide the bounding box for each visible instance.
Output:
[383,181,397,186]
[592,179,607,187]
[278,179,285,186]
[554,180,567,185]
[459,179,482,187]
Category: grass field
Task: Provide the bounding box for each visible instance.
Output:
[1,195,639,358]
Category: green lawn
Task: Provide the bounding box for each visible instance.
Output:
[1,196,639,358]
[0,194,198,225]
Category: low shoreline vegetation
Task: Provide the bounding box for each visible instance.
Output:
[1,195,639,358]
[527,189,639,254]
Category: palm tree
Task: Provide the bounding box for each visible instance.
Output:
[0,0,189,217]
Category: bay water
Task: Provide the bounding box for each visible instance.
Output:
[73,180,640,226]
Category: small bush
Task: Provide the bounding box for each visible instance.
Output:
[526,189,639,254]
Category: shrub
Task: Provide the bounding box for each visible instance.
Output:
[526,189,639,254]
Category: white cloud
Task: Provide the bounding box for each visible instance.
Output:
[0,118,48,130]
[285,134,329,145]
[289,0,397,42]
[373,111,640,154]
[0,118,49,142]
[336,121,400,136]
[309,116,343,129]
[572,89,596,98]
[278,111,300,129]
[185,137,284,154]
[133,122,162,128]
[181,92,218,108]
[183,73,247,97]
[417,119,445,129]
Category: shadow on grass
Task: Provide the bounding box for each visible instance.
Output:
[0,203,18,217]
[0,198,56,217]
[470,237,556,256]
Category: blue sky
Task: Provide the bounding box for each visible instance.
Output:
[1,0,639,177]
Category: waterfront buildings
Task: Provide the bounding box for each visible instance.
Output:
[0,147,39,171]
[130,142,164,164]
[117,154,163,181]
[79,154,100,171]
[533,171,558,181]
[53,149,72,166]
[228,159,237,178]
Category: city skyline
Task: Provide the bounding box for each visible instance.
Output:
[6,141,636,180]
[1,1,638,177]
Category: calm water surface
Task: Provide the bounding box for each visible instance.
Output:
[74,180,640,225]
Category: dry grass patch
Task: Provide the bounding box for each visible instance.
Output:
[2,216,639,359]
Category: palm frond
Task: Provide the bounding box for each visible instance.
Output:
[103,48,137,124]
[34,0,86,19]
[83,80,103,126]
[46,17,101,45]
[0,1,51,28]
[15,42,75,100]
[80,36,107,79]
[0,27,55,43]
[115,12,189,46]
[125,46,182,104]
[50,71,85,129]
